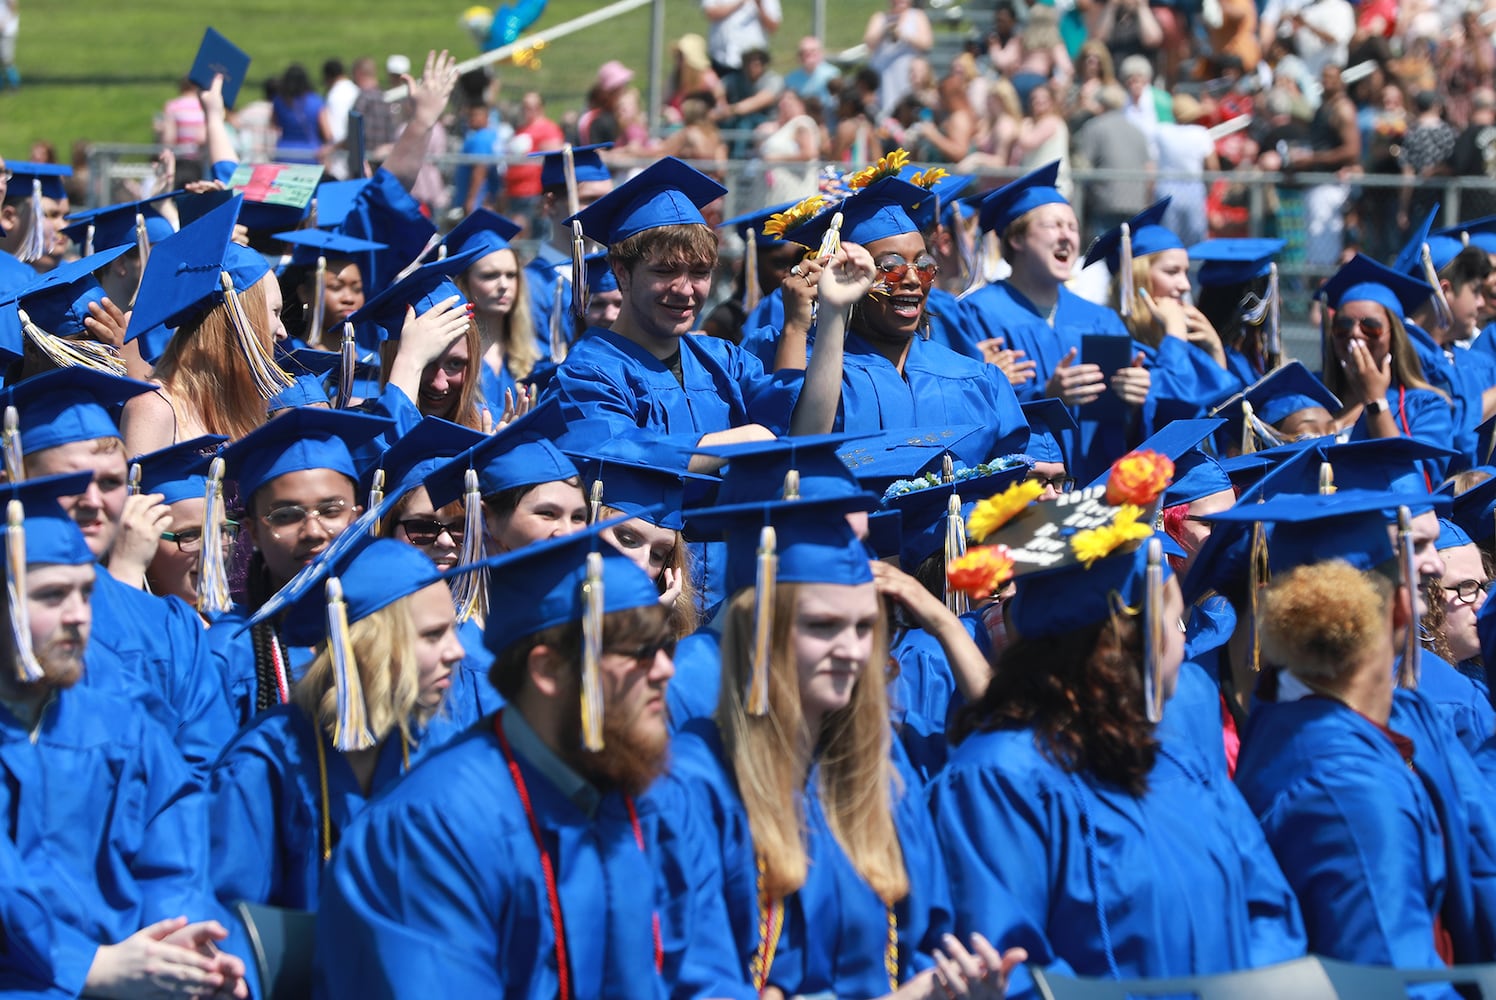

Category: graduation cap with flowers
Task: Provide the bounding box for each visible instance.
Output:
[951,448,1177,720]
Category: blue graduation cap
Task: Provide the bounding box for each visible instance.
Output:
[1449,470,1496,544]
[0,368,154,455]
[978,160,1067,235]
[1318,252,1434,322]
[267,375,333,413]
[0,472,95,569]
[344,245,484,340]
[324,170,441,292]
[362,415,487,510]
[1393,204,1467,279]
[423,405,578,507]
[903,169,976,232]
[785,175,929,249]
[1435,214,1496,257]
[175,182,310,236]
[310,180,366,231]
[568,157,726,245]
[884,462,1030,569]
[4,163,70,203]
[689,495,875,598]
[1019,399,1076,468]
[718,200,800,248]
[838,425,997,494]
[531,143,613,189]
[219,407,394,500]
[583,251,618,294]
[1083,198,1184,271]
[126,195,270,336]
[1189,238,1285,288]
[560,432,713,532]
[696,432,877,508]
[11,243,134,335]
[1250,436,1451,512]
[129,435,227,505]
[1438,517,1473,552]
[1118,418,1231,509]
[60,194,176,253]
[443,209,523,260]
[1243,361,1340,426]
[272,228,386,269]
[1084,418,1223,495]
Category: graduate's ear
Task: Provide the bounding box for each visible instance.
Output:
[611,258,631,295]
[0,203,17,233]
[1389,582,1413,635]
[527,643,568,698]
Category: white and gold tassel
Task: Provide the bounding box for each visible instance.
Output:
[1118,223,1135,319]
[392,232,443,284]
[221,271,295,399]
[816,212,844,261]
[748,526,777,716]
[128,463,142,496]
[742,227,761,313]
[562,144,581,217]
[570,221,589,321]
[17,308,126,375]
[337,322,356,409]
[197,457,233,616]
[1143,538,1165,723]
[307,255,327,348]
[327,577,374,751]
[1422,244,1454,331]
[17,180,45,264]
[588,478,605,525]
[82,222,96,258]
[781,469,800,501]
[944,493,968,616]
[1318,461,1335,495]
[3,407,22,482]
[367,470,386,536]
[451,469,488,623]
[550,276,569,362]
[580,550,607,750]
[1396,506,1419,689]
[6,501,43,683]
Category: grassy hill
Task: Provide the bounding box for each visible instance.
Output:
[0,0,887,157]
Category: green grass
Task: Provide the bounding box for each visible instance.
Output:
[1,0,887,158]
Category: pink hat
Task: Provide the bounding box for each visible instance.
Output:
[596,60,635,92]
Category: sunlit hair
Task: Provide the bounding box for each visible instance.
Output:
[1320,306,1445,403]
[989,77,1022,120]
[610,223,718,276]
[1077,39,1117,85]
[1020,4,1062,51]
[152,277,274,442]
[1449,468,1493,494]
[956,608,1156,796]
[716,583,907,906]
[458,247,540,380]
[21,435,126,479]
[1260,560,1394,685]
[290,591,435,748]
[599,503,698,639]
[1420,575,1456,664]
[378,317,486,431]
[1113,254,1167,347]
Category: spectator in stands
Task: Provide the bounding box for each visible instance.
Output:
[992,4,1074,108]
[350,56,399,167]
[784,35,838,110]
[715,47,783,158]
[1094,0,1164,80]
[1063,39,1117,132]
[961,76,1022,171]
[909,73,978,164]
[1205,0,1261,76]
[864,0,933,118]
[752,89,820,202]
[667,33,723,122]
[1012,83,1071,194]
[1121,54,1173,143]
[985,1,1020,65]
[505,91,563,239]
[578,60,633,148]
[1071,83,1152,242]
[272,63,328,165]
[234,78,279,165]
[1398,90,1458,235]
[1283,62,1360,269]
[701,0,781,76]
[659,93,729,177]
[454,101,509,216]
[1259,0,1354,81]
[322,59,359,180]
[1450,86,1496,221]
[1436,7,1496,131]
[1155,94,1219,246]
[159,78,206,178]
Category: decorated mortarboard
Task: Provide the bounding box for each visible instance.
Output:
[218,406,394,500]
[695,432,878,510]
[344,245,484,340]
[4,243,136,374]
[126,195,294,398]
[1450,470,1496,543]
[0,471,97,683]
[442,209,523,260]
[1392,205,1457,328]
[1435,214,1496,257]
[1083,198,1184,271]
[1318,252,1434,322]
[583,251,618,294]
[1210,362,1342,454]
[1189,238,1285,287]
[0,367,154,456]
[531,143,613,190]
[1438,516,1474,552]
[4,162,71,264]
[784,175,928,250]
[188,27,251,109]
[60,193,176,255]
[718,200,801,249]
[978,160,1066,235]
[227,162,323,232]
[479,519,662,748]
[567,156,726,245]
[1019,399,1077,468]
[128,434,227,505]
[952,448,1177,719]
[882,457,1031,589]
[1107,418,1231,510]
[559,430,714,532]
[839,424,995,494]
[902,167,975,232]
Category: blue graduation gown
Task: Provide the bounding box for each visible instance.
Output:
[1413,648,1496,757]
[525,243,570,360]
[0,832,73,996]
[887,610,991,781]
[667,720,953,999]
[929,727,1306,997]
[0,684,242,994]
[1344,385,1456,479]
[207,605,318,728]
[737,291,788,370]
[542,329,803,439]
[480,357,520,415]
[208,705,457,910]
[87,568,238,778]
[446,618,503,729]
[835,331,1029,465]
[925,288,984,360]
[1406,322,1478,471]
[1237,691,1496,977]
[316,714,699,999]
[667,626,723,733]
[1160,597,1234,776]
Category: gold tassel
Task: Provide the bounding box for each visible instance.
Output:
[944,493,969,616]
[742,227,761,313]
[128,462,142,496]
[550,276,569,362]
[570,221,589,320]
[451,468,488,623]
[781,469,800,501]
[6,501,43,683]
[3,407,22,482]
[588,478,605,525]
[307,255,327,349]
[337,322,356,409]
[748,526,777,716]
[1422,244,1454,331]
[1396,506,1419,689]
[816,212,844,261]
[327,577,374,751]
[1318,462,1335,495]
[197,457,233,616]
[1143,537,1164,723]
[367,470,386,536]
[1248,522,1267,676]
[941,453,954,485]
[221,271,295,399]
[16,308,126,375]
[580,550,607,749]
[1118,222,1134,320]
[18,179,45,264]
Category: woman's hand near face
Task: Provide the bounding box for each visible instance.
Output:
[818,242,879,309]
[1342,337,1392,405]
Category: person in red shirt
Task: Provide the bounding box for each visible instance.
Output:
[505,91,564,241]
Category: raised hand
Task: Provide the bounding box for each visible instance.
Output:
[1109,351,1151,407]
[85,297,131,350]
[399,296,472,369]
[405,50,459,129]
[818,242,879,310]
[107,492,172,589]
[1343,337,1392,405]
[1044,347,1106,407]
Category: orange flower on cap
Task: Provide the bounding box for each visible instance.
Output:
[966,479,1044,543]
[1105,450,1175,507]
[947,545,1015,602]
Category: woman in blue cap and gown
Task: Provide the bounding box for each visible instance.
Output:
[130,434,231,614]
[667,496,1026,999]
[929,453,1306,997]
[445,209,544,409]
[206,407,393,725]
[1190,237,1289,387]
[209,536,468,911]
[272,228,385,352]
[1317,253,1456,478]
[1228,492,1496,980]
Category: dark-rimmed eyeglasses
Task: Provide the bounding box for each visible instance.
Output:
[1024,471,1076,493]
[1444,579,1490,606]
[160,521,239,553]
[606,638,678,664]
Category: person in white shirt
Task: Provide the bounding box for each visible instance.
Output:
[701,0,782,75]
[322,59,361,180]
[1259,0,1355,81]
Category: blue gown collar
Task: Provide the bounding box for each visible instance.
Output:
[502,706,601,818]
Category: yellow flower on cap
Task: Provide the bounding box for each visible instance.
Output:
[1071,504,1152,569]
[966,479,1044,543]
[909,167,950,189]
[762,194,829,240]
[847,148,912,191]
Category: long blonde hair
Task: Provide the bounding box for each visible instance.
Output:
[152,278,273,441]
[1319,305,1444,402]
[459,249,540,381]
[290,591,436,748]
[716,583,907,906]
[1114,255,1165,348]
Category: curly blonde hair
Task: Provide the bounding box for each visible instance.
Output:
[1260,560,1394,684]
